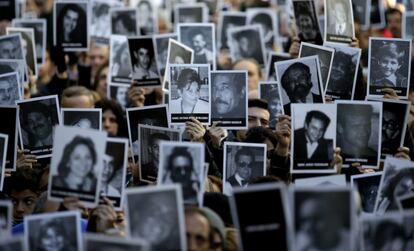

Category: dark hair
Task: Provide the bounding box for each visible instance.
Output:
[373,220,405,250]
[149,132,170,146]
[167,147,193,171]
[176,68,202,90]
[382,168,414,203]
[93,62,109,94]
[21,102,50,125]
[244,127,278,147]
[234,147,253,164]
[3,167,41,195]
[94,3,110,17]
[112,12,136,34]
[33,219,69,251]
[57,136,97,177]
[57,3,86,43]
[251,13,272,29]
[184,206,214,248]
[305,110,330,130]
[248,98,269,111]
[281,62,311,91]
[129,39,154,68]
[95,98,128,138]
[378,42,405,61]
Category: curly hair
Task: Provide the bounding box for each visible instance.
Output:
[57,3,87,44]
[176,68,202,90]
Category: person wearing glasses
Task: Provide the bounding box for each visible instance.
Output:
[225,147,255,189]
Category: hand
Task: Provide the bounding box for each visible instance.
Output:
[395,146,411,160]
[16,149,37,169]
[351,162,375,174]
[186,118,206,142]
[128,84,146,107]
[61,197,86,212]
[274,115,291,156]
[382,88,399,100]
[92,198,117,233]
[350,37,359,48]
[207,122,228,149]
[332,147,343,174]
[288,37,300,58]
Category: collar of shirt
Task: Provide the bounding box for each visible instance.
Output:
[235,173,247,186]
[305,134,319,159]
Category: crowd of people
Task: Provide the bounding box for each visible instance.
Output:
[0,0,414,250]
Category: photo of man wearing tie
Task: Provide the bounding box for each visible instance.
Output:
[325,0,354,44]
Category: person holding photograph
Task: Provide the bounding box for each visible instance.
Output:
[131,44,158,80]
[51,136,97,194]
[170,68,208,114]
[371,42,407,88]
[21,103,54,148]
[57,4,86,44]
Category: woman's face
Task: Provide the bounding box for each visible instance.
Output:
[181,82,200,104]
[68,144,93,178]
[102,109,119,136]
[40,227,64,251]
[116,86,128,107]
[96,67,108,98]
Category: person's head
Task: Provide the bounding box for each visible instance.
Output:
[36,220,66,251]
[61,86,95,108]
[102,143,124,185]
[21,102,52,140]
[383,168,414,204]
[329,51,353,83]
[247,99,270,129]
[382,109,401,142]
[133,46,153,70]
[337,104,373,149]
[57,136,97,179]
[93,62,109,99]
[167,147,194,183]
[0,40,19,59]
[212,73,243,115]
[115,85,128,108]
[304,110,330,143]
[332,1,347,24]
[185,206,213,251]
[191,31,207,54]
[234,30,252,56]
[266,88,283,119]
[297,12,317,40]
[138,0,152,24]
[234,147,254,180]
[95,98,126,137]
[377,42,404,78]
[148,133,170,165]
[0,74,17,105]
[386,8,402,38]
[89,43,109,77]
[281,62,313,103]
[176,68,203,104]
[232,59,262,92]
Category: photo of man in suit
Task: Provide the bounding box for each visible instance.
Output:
[294,110,333,166]
[225,147,254,188]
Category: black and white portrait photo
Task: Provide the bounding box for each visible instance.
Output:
[54,0,89,51]
[158,141,204,205]
[218,12,246,50]
[6,27,38,77]
[291,104,336,173]
[16,95,61,158]
[324,42,361,100]
[294,174,347,187]
[25,211,82,251]
[0,201,12,236]
[265,52,291,81]
[62,108,102,130]
[108,83,130,109]
[178,23,216,69]
[126,104,169,162]
[169,64,210,125]
[259,82,284,128]
[299,42,334,89]
[100,137,128,209]
[403,11,414,40]
[230,183,291,251]
[293,0,323,45]
[128,36,161,87]
[0,237,24,251]
[0,34,24,60]
[0,134,8,191]
[0,59,27,86]
[110,7,138,37]
[90,0,122,43]
[223,142,267,195]
[85,234,149,251]
[155,33,178,77]
[325,0,354,44]
[211,70,247,128]
[368,38,412,98]
[174,3,208,24]
[227,25,266,66]
[351,172,383,213]
[336,101,382,168]
[351,0,370,30]
[0,106,18,170]
[109,35,132,84]
[375,157,414,214]
[293,187,354,251]
[139,124,181,183]
[162,39,194,91]
[12,18,47,65]
[48,125,106,206]
[275,56,324,116]
[246,8,278,51]
[0,72,21,106]
[125,185,186,251]
[136,0,157,35]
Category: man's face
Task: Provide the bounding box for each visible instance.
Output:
[379,56,401,77]
[298,15,316,40]
[185,213,211,251]
[232,60,261,92]
[213,77,237,114]
[305,118,326,143]
[192,34,206,53]
[248,107,270,129]
[181,82,200,104]
[27,111,51,139]
[382,110,400,141]
[269,98,283,118]
[116,86,128,107]
[236,154,253,180]
[341,114,371,149]
[148,139,161,163]
[0,80,15,104]
[0,41,18,59]
[136,47,150,69]
[11,189,38,220]
[283,67,313,103]
[102,109,118,136]
[333,3,346,23]
[170,155,192,182]
[63,9,79,34]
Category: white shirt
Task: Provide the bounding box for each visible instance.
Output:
[306,135,319,159]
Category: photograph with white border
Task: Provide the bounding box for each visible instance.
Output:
[0,200,12,237]
[351,172,383,214]
[295,174,347,187]
[154,33,178,77]
[6,27,37,76]
[0,72,22,106]
[246,8,279,51]
[217,12,246,50]
[84,233,149,251]
[266,52,291,81]
[62,108,102,130]
[109,35,133,85]
[110,7,139,37]
[0,106,18,171]
[324,0,355,44]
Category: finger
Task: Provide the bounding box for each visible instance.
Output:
[190,118,204,130]
[210,121,221,129]
[103,197,114,207]
[398,146,410,154]
[334,147,342,155]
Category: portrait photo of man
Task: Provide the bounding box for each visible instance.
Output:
[259,82,284,128]
[211,71,247,128]
[336,102,381,167]
[325,0,354,43]
[293,0,323,45]
[228,25,266,66]
[218,13,246,50]
[247,9,277,51]
[110,8,139,37]
[155,34,178,76]
[54,1,88,50]
[0,72,21,106]
[0,34,24,60]
[128,37,161,86]
[276,56,324,116]
[292,105,335,173]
